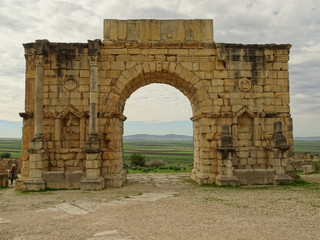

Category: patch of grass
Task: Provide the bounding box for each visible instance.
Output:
[20,189,53,195]
[203,196,224,202]
[127,165,193,174]
[224,202,249,209]
[311,203,320,208]
[276,179,320,191]
[312,162,320,172]
[20,187,79,194]
[45,188,80,191]
[201,183,241,190]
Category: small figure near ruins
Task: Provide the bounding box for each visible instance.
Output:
[10,164,16,185]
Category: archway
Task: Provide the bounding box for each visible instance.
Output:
[123,83,193,173]
[99,63,217,187]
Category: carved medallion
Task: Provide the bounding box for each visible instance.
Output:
[63,76,78,91]
[238,78,252,92]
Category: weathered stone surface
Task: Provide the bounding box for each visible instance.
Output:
[19,19,294,190]
[234,169,276,185]
[42,171,66,189]
[0,173,8,187]
[302,165,316,174]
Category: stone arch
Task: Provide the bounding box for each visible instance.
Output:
[99,62,213,187]
[104,62,210,116]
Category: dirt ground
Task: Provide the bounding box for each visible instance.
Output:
[1,173,320,240]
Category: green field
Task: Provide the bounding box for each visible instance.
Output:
[0,138,22,158]
[294,140,320,155]
[1,139,320,159]
[123,139,194,166]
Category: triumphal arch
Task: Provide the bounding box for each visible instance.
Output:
[17,19,294,190]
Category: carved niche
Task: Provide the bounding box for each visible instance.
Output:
[55,106,83,148]
[233,106,256,169]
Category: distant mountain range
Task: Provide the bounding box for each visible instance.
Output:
[123,134,193,140]
[294,136,320,141]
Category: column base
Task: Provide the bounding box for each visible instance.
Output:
[273,174,293,185]
[105,171,127,187]
[15,177,27,190]
[23,178,46,191]
[80,177,105,190]
[190,170,216,185]
[215,175,240,186]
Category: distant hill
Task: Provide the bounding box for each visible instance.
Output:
[0,137,21,140]
[123,134,192,140]
[294,137,320,141]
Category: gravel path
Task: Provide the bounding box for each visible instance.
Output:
[1,173,320,240]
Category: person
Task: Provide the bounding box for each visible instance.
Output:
[10,164,16,185]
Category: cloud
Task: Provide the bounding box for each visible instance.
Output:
[0,0,319,137]
[124,84,192,122]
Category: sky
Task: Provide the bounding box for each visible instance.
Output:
[0,0,319,138]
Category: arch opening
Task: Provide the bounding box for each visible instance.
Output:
[123,83,194,173]
[100,66,212,186]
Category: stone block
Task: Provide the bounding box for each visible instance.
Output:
[302,165,316,174]
[80,177,105,190]
[200,62,214,71]
[79,70,90,78]
[86,168,101,178]
[42,171,65,189]
[234,169,276,185]
[86,160,101,169]
[0,173,8,187]
[104,19,213,41]
[23,178,46,191]
[65,171,85,189]
[111,62,125,71]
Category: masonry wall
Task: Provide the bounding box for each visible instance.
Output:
[19,19,294,188]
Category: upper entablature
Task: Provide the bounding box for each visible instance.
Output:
[103,19,214,43]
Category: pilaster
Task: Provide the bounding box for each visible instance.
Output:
[270,121,293,184]
[24,49,48,191]
[216,124,239,186]
[81,40,105,190]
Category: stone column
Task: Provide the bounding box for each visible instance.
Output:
[104,113,127,187]
[81,41,105,190]
[34,55,44,137]
[253,117,261,147]
[270,121,292,184]
[216,124,239,186]
[24,54,48,191]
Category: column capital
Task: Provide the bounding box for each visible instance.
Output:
[89,55,99,66]
[35,55,45,66]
